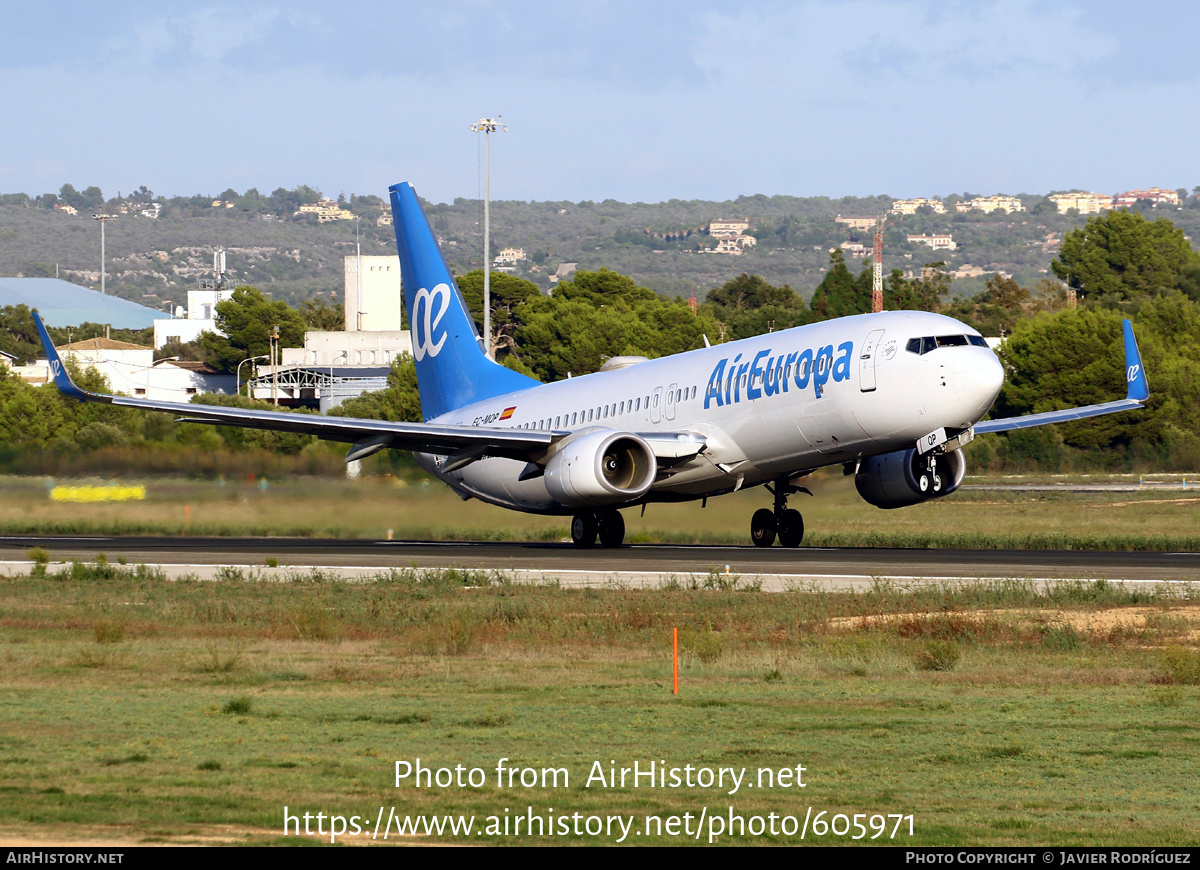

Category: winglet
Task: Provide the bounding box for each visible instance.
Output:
[31,310,101,403]
[1123,319,1149,403]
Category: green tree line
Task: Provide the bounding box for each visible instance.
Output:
[4,207,1200,475]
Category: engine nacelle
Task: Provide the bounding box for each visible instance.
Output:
[854,447,966,509]
[543,430,657,507]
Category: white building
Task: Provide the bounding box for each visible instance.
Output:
[254,255,412,411]
[280,330,412,367]
[494,247,527,266]
[344,255,403,331]
[1048,192,1112,214]
[907,234,958,251]
[891,198,946,215]
[708,218,751,237]
[955,195,1026,214]
[19,337,233,400]
[835,215,879,230]
[153,287,231,348]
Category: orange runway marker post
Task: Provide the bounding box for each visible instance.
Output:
[673,627,679,695]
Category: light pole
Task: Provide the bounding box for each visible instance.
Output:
[236,354,269,398]
[92,214,117,295]
[470,116,506,358]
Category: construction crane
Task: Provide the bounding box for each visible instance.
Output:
[872,215,886,313]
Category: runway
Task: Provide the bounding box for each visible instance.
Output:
[0,534,1197,589]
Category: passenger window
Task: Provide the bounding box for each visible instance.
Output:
[636,398,641,411]
[619,401,624,414]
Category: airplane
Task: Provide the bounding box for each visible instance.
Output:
[30,181,1150,549]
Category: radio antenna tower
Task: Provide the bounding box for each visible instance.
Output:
[872,215,886,313]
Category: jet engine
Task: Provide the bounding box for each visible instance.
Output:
[543,430,657,507]
[854,447,966,509]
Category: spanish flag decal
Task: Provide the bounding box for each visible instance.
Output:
[499,406,516,420]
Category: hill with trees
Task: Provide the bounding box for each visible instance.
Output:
[3,182,1199,316]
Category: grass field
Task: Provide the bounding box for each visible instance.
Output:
[0,563,1198,846]
[2,470,1200,549]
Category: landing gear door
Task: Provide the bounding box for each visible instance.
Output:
[860,328,885,392]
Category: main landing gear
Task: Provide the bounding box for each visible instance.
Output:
[750,479,809,548]
[571,508,625,549]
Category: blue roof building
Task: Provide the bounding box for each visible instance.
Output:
[0,278,163,328]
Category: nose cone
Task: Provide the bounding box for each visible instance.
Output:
[955,349,1005,421]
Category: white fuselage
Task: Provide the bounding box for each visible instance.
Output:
[415,311,1004,514]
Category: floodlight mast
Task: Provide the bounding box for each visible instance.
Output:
[470,116,507,358]
[92,214,118,296]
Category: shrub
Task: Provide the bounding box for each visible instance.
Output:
[1040,623,1082,651]
[916,640,961,671]
[1158,646,1200,685]
[222,696,253,715]
[92,620,125,644]
[681,626,724,663]
[27,547,49,578]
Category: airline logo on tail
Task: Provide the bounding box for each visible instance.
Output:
[412,283,451,360]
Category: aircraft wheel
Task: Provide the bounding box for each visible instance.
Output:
[917,473,931,493]
[932,474,943,493]
[777,509,804,548]
[597,509,625,549]
[571,513,597,549]
[751,508,776,547]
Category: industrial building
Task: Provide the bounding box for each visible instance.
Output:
[248,254,411,411]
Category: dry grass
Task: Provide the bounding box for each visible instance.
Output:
[3,471,1200,548]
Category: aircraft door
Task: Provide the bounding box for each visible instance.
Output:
[650,386,663,424]
[664,382,678,421]
[860,328,885,392]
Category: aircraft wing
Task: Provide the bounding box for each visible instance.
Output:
[31,311,555,462]
[975,319,1148,434]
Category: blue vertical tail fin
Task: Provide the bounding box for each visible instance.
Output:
[388,182,539,420]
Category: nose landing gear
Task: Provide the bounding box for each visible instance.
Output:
[571,508,626,549]
[915,451,943,495]
[750,478,810,548]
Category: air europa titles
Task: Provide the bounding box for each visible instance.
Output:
[704,340,854,409]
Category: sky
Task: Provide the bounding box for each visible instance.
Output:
[2,1,1197,204]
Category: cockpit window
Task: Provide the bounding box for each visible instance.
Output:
[906,334,987,354]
